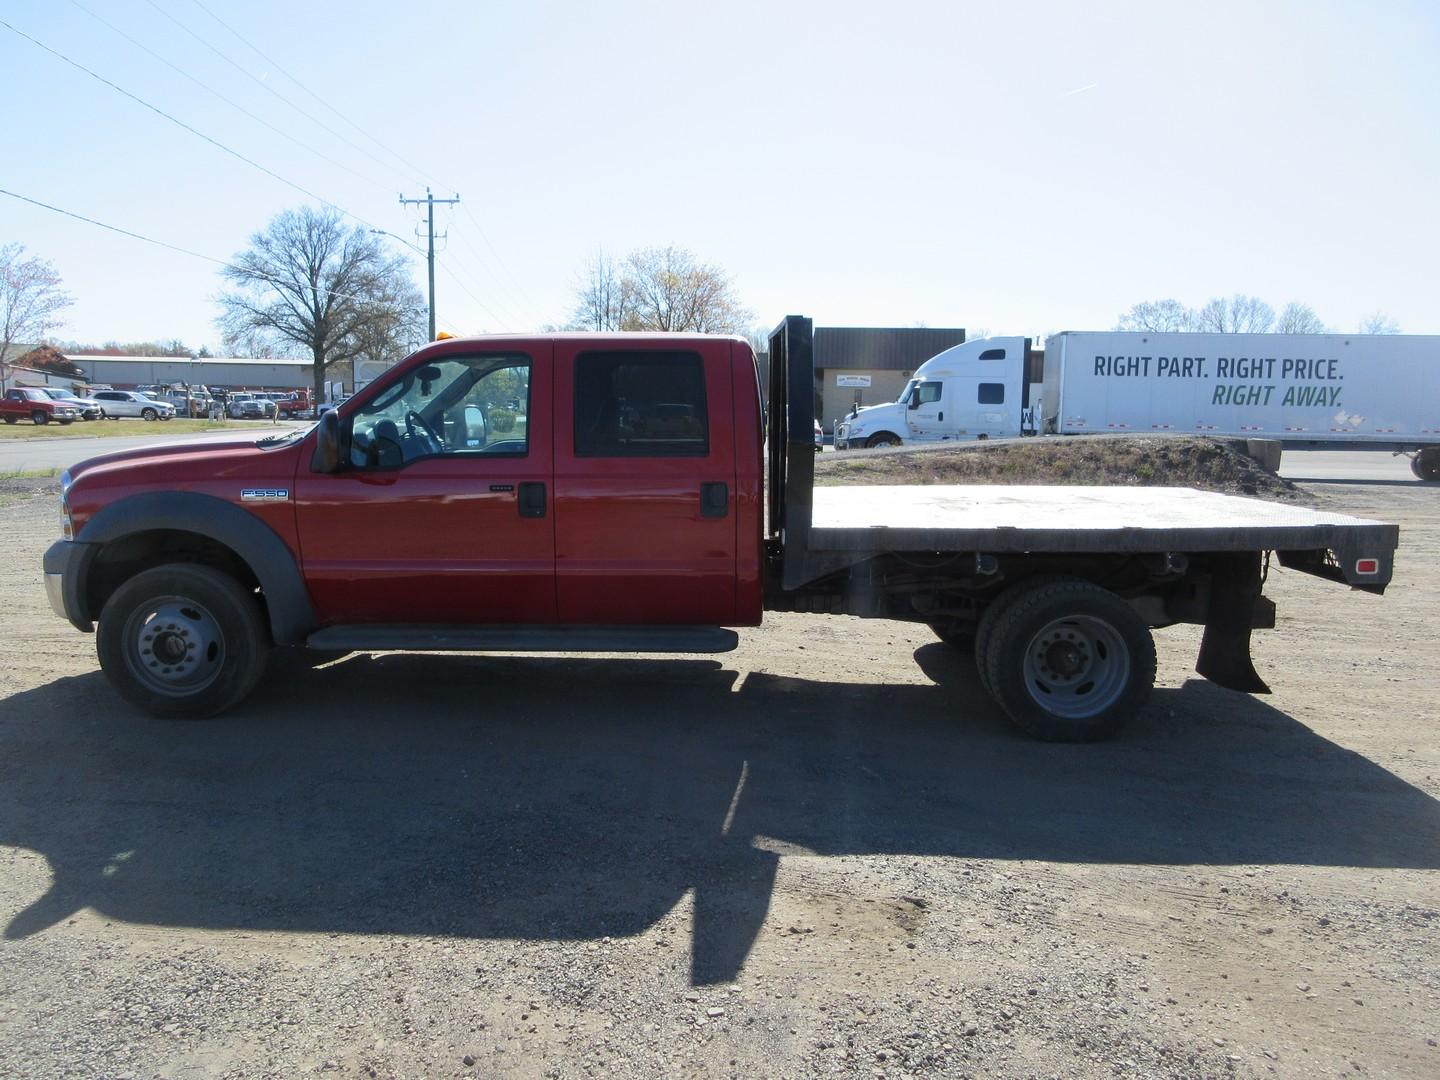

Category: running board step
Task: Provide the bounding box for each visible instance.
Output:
[306,624,739,654]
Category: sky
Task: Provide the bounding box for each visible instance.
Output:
[3,0,1438,352]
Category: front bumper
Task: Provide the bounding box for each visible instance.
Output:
[43,540,99,632]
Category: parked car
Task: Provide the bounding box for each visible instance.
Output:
[1,386,82,425]
[226,393,278,419]
[161,389,211,417]
[40,388,104,420]
[89,390,176,421]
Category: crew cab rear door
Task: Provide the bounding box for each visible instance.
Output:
[553,339,737,624]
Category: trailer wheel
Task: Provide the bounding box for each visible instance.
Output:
[865,432,901,449]
[1412,449,1440,482]
[96,563,270,719]
[982,580,1155,742]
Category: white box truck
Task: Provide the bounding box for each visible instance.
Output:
[835,332,1440,479]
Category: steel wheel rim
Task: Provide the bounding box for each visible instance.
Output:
[1021,614,1130,719]
[122,596,226,696]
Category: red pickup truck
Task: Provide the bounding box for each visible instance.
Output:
[43,318,1398,740]
[3,386,83,425]
[275,389,313,418]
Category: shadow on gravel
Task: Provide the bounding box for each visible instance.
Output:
[2,649,1438,985]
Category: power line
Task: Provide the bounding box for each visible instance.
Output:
[460,204,545,322]
[180,1,540,324]
[0,18,387,236]
[65,0,396,195]
[0,187,413,312]
[185,0,443,190]
[142,0,420,188]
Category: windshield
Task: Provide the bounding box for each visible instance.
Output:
[46,389,77,399]
[897,379,918,405]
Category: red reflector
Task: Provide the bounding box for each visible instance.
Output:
[1355,559,1380,575]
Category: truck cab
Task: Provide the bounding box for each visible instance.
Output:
[835,337,1029,448]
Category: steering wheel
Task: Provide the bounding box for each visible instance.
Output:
[403,409,443,454]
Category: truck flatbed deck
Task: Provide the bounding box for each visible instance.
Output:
[810,485,1396,573]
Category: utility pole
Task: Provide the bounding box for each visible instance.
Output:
[398,187,460,340]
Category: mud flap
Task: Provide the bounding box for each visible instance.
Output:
[1195,552,1272,694]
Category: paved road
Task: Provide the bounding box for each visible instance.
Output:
[1278,448,1425,484]
[0,423,307,473]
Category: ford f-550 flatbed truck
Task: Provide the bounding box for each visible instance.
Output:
[42,316,1398,741]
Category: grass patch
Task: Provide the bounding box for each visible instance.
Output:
[816,435,1306,501]
[0,418,273,439]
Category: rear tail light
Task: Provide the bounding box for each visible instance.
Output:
[1354,558,1380,575]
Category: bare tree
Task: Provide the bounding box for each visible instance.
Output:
[1,243,73,389]
[1194,294,1275,333]
[1357,312,1400,335]
[566,245,750,334]
[217,206,425,403]
[569,248,631,331]
[1274,302,1327,334]
[1115,299,1195,333]
[621,246,751,333]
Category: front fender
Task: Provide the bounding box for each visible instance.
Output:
[73,491,317,645]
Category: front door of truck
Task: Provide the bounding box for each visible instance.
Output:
[906,379,945,438]
[293,346,556,624]
[552,340,736,624]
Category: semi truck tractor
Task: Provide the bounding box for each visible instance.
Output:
[43,317,1398,742]
[835,331,1440,480]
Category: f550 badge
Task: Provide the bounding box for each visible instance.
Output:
[241,488,290,502]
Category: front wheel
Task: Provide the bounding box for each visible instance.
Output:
[865,432,901,449]
[982,580,1155,742]
[96,563,270,719]
[141,407,158,421]
[31,410,48,425]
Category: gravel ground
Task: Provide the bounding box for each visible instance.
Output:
[1,483,1437,1079]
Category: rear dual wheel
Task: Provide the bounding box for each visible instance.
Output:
[1412,449,1440,482]
[975,578,1155,742]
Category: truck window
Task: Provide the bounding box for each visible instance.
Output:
[914,382,943,405]
[979,348,1006,361]
[978,382,1005,404]
[574,351,708,457]
[349,353,531,468]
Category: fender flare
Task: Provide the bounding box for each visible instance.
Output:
[76,491,317,645]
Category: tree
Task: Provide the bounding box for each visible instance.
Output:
[1194,294,1275,334]
[217,205,426,403]
[1115,299,1195,333]
[1,243,73,389]
[566,245,750,334]
[1357,312,1400,335]
[569,248,631,331]
[1274,302,1326,334]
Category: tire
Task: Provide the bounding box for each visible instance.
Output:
[31,410,48,425]
[141,407,158,421]
[982,580,1155,742]
[59,418,73,425]
[96,563,270,719]
[1412,449,1440,482]
[927,619,974,653]
[971,575,1074,696]
[865,432,901,449]
[3,415,15,425]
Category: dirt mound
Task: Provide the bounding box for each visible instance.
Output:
[815,435,1307,501]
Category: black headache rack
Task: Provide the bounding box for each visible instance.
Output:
[766,315,816,590]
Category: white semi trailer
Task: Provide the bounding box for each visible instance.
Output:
[834,332,1440,479]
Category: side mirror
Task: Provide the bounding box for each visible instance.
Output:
[311,409,344,473]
